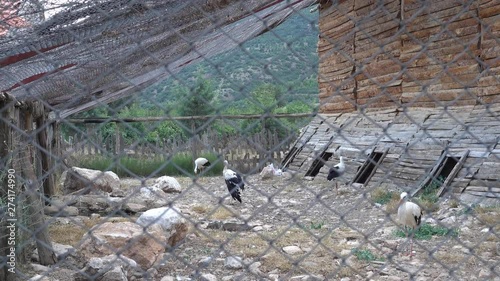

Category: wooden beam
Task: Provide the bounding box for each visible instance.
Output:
[0,100,14,280]
[411,150,447,197]
[65,113,316,123]
[36,113,56,198]
[19,109,57,266]
[436,150,469,197]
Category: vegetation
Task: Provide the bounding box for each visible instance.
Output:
[371,187,398,205]
[62,10,319,147]
[415,176,444,212]
[394,223,459,240]
[351,248,384,262]
[75,152,223,177]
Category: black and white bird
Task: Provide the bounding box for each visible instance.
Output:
[397,192,423,257]
[194,157,211,174]
[327,156,346,192]
[223,160,245,203]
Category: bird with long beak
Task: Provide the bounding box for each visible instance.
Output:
[397,192,423,257]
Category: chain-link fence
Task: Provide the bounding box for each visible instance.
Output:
[1,0,499,280]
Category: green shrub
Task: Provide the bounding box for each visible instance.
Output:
[371,187,398,205]
[351,248,383,262]
[394,223,458,240]
[74,152,223,177]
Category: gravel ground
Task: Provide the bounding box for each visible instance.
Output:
[25,174,500,281]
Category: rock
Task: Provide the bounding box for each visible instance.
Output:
[80,254,137,280]
[198,256,213,268]
[79,222,166,269]
[260,164,275,180]
[283,245,303,255]
[101,266,127,281]
[252,226,263,232]
[290,275,324,281]
[160,277,175,281]
[154,176,182,193]
[249,262,263,276]
[478,269,491,278]
[269,274,280,280]
[27,275,50,281]
[224,256,243,269]
[439,216,456,227]
[135,187,170,207]
[136,207,188,247]
[33,242,75,261]
[206,221,252,232]
[30,263,50,273]
[44,204,79,217]
[62,167,120,195]
[111,188,126,197]
[64,195,112,215]
[124,203,147,213]
[200,273,218,281]
[91,213,101,220]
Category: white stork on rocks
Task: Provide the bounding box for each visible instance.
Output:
[194,157,211,174]
[223,160,245,203]
[327,156,346,193]
[397,192,423,257]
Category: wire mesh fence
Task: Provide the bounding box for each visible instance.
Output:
[0,0,499,280]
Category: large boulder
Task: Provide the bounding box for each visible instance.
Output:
[153,176,182,193]
[136,207,188,247]
[62,167,120,195]
[79,222,166,269]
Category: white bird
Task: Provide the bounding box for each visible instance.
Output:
[327,156,346,193]
[397,192,423,257]
[194,157,211,174]
[223,160,245,203]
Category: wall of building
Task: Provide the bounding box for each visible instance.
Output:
[318,0,499,113]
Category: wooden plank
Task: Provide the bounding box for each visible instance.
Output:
[411,150,447,197]
[437,150,470,197]
[466,186,500,193]
[465,190,500,198]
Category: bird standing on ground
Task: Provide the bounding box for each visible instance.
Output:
[397,192,423,257]
[194,157,211,174]
[327,156,346,193]
[223,160,245,203]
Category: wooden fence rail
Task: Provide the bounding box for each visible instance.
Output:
[61,127,297,173]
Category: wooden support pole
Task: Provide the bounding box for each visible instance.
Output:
[20,107,57,266]
[0,98,15,281]
[36,112,56,198]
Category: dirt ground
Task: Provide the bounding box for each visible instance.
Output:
[33,174,500,281]
[117,174,499,281]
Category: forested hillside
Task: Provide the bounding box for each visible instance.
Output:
[142,9,319,108]
[66,9,319,144]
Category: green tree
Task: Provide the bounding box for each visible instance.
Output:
[177,70,216,135]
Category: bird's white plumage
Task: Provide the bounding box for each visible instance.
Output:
[223,160,244,203]
[327,156,346,193]
[397,192,423,257]
[194,157,210,174]
[335,156,346,173]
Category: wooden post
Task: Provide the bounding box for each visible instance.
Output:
[115,123,120,155]
[36,112,55,198]
[19,106,57,266]
[0,97,16,281]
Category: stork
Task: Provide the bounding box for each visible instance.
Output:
[223,160,245,203]
[194,157,211,174]
[397,192,423,257]
[327,156,346,193]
